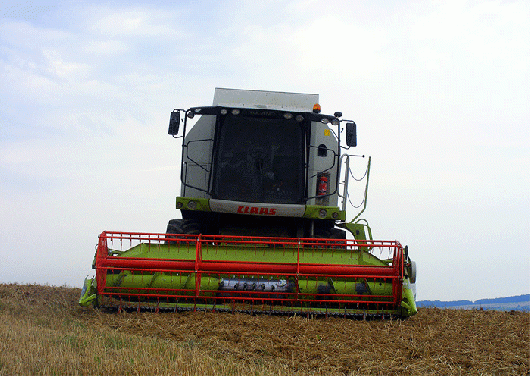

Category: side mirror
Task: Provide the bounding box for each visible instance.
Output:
[168,111,180,136]
[345,122,357,147]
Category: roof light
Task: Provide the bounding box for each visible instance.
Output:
[283,112,293,119]
[332,119,340,126]
[313,104,321,113]
[220,108,228,115]
[231,109,240,115]
[321,118,329,124]
[295,115,304,122]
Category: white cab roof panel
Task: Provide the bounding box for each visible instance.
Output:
[213,87,318,112]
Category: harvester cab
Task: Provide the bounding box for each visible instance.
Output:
[80,88,417,318]
[168,88,358,240]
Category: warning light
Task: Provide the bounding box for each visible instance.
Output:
[313,104,321,113]
[317,175,328,196]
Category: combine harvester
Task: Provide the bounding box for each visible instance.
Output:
[79,88,417,318]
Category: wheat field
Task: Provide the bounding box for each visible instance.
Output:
[0,283,528,375]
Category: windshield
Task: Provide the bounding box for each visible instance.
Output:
[212,113,306,204]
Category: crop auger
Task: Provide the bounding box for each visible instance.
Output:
[79,88,417,318]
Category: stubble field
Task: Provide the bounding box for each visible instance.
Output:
[0,283,528,375]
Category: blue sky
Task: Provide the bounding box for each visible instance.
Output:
[1,0,528,301]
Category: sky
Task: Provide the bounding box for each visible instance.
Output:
[1,0,528,301]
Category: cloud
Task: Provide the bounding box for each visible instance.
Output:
[1,2,55,22]
[289,17,388,79]
[83,39,129,55]
[85,5,186,38]
[406,1,530,98]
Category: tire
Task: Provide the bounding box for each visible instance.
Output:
[182,219,201,235]
[314,226,346,239]
[166,219,184,234]
[312,226,346,248]
[165,219,184,244]
[165,218,202,244]
[329,228,346,239]
[409,260,417,284]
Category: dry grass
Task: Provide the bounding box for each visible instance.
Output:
[0,283,528,375]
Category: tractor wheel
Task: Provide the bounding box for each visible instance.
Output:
[165,218,202,244]
[409,260,417,284]
[313,226,346,248]
[182,219,201,235]
[166,219,184,234]
[165,219,185,244]
[314,226,346,239]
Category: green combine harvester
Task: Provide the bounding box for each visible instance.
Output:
[80,88,417,318]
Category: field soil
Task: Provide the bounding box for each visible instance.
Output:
[0,283,528,375]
